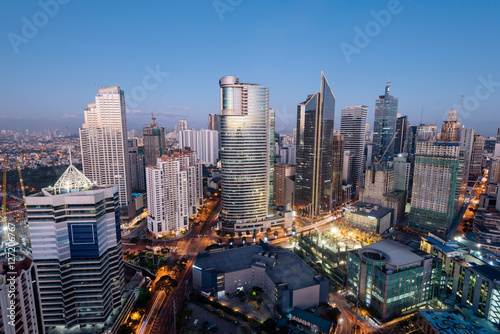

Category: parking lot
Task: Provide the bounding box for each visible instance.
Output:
[184,303,245,334]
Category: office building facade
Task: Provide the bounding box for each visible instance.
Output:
[274,164,295,207]
[295,72,335,216]
[347,239,441,320]
[332,133,344,207]
[26,164,124,329]
[373,82,399,163]
[79,86,131,209]
[394,115,409,155]
[340,105,368,199]
[470,133,485,177]
[219,76,271,230]
[128,138,146,192]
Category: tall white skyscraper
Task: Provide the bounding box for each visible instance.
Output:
[27,164,124,329]
[178,119,187,132]
[146,150,202,236]
[79,86,131,210]
[340,105,368,199]
[178,129,219,165]
[219,76,270,230]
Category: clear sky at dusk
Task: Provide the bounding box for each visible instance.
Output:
[1,0,499,136]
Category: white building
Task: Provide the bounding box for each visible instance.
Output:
[178,119,187,132]
[146,150,202,236]
[178,129,219,165]
[219,76,271,230]
[79,86,131,211]
[26,164,124,330]
[0,258,44,334]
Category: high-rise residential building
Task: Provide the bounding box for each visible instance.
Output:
[332,133,344,207]
[295,72,335,216]
[340,105,368,199]
[143,114,166,167]
[373,82,398,163]
[408,125,418,156]
[79,86,131,210]
[409,140,461,233]
[417,124,439,141]
[207,113,221,131]
[178,119,187,132]
[145,150,202,237]
[0,258,44,334]
[470,133,485,177]
[197,129,219,165]
[394,115,409,155]
[128,138,146,192]
[26,164,124,329]
[178,129,219,165]
[347,240,441,321]
[219,76,271,229]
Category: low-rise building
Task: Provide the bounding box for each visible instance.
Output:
[344,202,393,234]
[193,244,328,313]
[347,239,441,320]
[417,307,500,334]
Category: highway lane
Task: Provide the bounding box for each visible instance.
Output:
[151,201,221,334]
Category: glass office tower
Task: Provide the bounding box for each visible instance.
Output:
[373,82,399,163]
[219,76,271,229]
[295,72,335,216]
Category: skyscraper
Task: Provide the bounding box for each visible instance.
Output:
[0,258,44,334]
[128,138,146,192]
[409,140,461,233]
[79,86,131,210]
[143,113,166,167]
[197,129,219,165]
[146,150,202,236]
[470,133,485,178]
[340,105,368,199]
[207,113,221,131]
[219,76,271,229]
[394,115,409,155]
[373,82,398,163]
[332,132,344,207]
[295,72,335,216]
[178,119,187,132]
[27,164,124,329]
[269,108,275,206]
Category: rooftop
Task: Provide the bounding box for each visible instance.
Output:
[194,244,323,290]
[364,239,426,268]
[290,307,333,333]
[349,202,393,219]
[419,308,500,334]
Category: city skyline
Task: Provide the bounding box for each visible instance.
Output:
[1,1,499,136]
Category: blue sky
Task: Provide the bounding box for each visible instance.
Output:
[1,0,499,136]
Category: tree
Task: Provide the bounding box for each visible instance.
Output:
[326,308,342,323]
[237,290,245,299]
[238,231,243,238]
[229,231,235,238]
[261,318,276,333]
[274,231,278,239]
[216,230,221,236]
[267,228,272,234]
[220,230,227,237]
[156,275,178,293]
[256,296,263,305]
[260,227,264,233]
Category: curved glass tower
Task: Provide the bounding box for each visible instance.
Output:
[219,76,270,229]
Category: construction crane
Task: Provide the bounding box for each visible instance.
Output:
[151,95,163,127]
[373,129,400,168]
[16,157,26,210]
[438,102,445,123]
